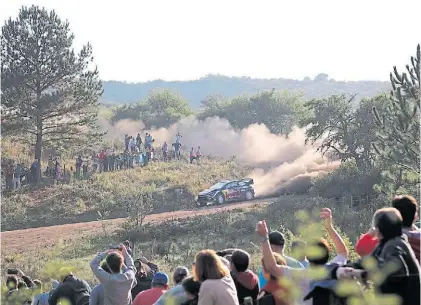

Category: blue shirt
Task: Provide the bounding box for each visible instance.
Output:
[258,255,304,288]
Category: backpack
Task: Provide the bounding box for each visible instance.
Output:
[72,287,90,305]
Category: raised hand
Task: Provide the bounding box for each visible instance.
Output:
[256,220,269,238]
[320,208,333,229]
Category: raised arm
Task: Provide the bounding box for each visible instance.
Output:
[256,220,284,278]
[321,208,349,259]
[90,252,112,284]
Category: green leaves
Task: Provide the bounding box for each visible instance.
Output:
[371,44,420,194]
[1,5,104,159]
[198,90,308,135]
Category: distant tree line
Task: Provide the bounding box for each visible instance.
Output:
[101,74,390,107]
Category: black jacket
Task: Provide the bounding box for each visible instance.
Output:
[49,276,91,305]
[330,235,420,305]
[131,262,158,299]
[231,271,259,305]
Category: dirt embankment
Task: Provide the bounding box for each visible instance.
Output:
[2,199,273,254]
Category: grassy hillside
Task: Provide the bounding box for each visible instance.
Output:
[102,75,389,107]
[1,157,251,231]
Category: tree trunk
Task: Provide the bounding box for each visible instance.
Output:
[34,117,43,183]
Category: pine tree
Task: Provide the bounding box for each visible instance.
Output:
[1,5,104,162]
[372,44,420,174]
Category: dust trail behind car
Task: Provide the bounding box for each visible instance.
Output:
[102,116,340,197]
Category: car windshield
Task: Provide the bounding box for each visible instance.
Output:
[209,182,227,190]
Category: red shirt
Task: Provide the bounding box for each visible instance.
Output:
[356,230,420,262]
[132,287,167,305]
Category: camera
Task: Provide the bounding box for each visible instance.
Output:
[7,268,19,275]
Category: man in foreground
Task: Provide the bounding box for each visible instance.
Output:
[90,244,136,305]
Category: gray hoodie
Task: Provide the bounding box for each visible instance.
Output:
[90,251,136,305]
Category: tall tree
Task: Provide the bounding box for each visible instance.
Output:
[141,89,193,128]
[198,90,308,134]
[1,6,103,161]
[304,94,385,170]
[372,44,420,174]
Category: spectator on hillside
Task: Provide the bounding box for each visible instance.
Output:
[154,266,190,305]
[334,207,420,305]
[162,142,168,161]
[173,142,181,160]
[189,148,196,164]
[76,156,83,178]
[230,249,259,305]
[291,240,309,268]
[195,147,201,163]
[132,272,169,305]
[82,157,89,179]
[125,134,129,151]
[356,195,420,261]
[30,158,40,184]
[129,137,136,153]
[136,134,142,150]
[175,132,182,144]
[193,249,238,305]
[145,134,153,150]
[258,231,303,288]
[90,244,136,305]
[181,277,201,305]
[99,150,106,173]
[131,258,158,299]
[13,163,23,190]
[49,268,91,305]
[89,262,111,305]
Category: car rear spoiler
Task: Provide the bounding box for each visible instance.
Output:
[241,178,254,185]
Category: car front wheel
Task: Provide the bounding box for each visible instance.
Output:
[216,193,225,205]
[245,191,254,201]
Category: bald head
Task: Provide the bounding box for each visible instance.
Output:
[372,207,403,240]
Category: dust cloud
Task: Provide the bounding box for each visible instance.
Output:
[103,116,340,196]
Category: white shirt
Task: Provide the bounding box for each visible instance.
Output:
[283,254,347,305]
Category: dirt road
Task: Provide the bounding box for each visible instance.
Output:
[2,199,275,254]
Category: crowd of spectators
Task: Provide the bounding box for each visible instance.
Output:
[3,195,420,305]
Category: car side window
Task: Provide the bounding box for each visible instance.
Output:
[226,182,238,189]
[238,181,246,187]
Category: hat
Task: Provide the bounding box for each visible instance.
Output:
[173,266,189,279]
[152,272,169,286]
[269,231,285,246]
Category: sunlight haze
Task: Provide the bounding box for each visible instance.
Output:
[1,0,419,82]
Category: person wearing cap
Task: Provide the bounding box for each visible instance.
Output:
[154,266,190,305]
[258,230,304,288]
[132,272,169,305]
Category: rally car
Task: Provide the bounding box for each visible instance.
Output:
[197,178,255,206]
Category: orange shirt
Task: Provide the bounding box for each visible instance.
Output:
[132,287,167,305]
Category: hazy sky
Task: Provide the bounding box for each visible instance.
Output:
[1,0,420,82]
